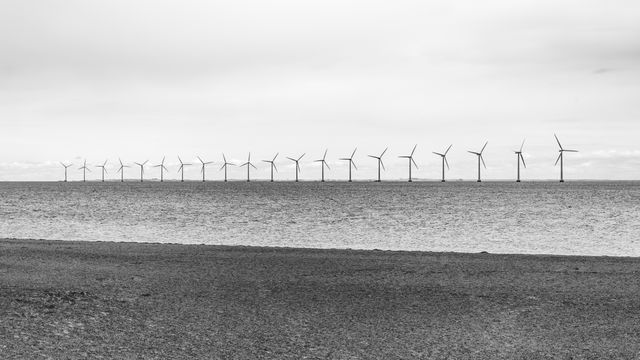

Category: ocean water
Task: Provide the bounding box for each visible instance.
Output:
[0,181,639,256]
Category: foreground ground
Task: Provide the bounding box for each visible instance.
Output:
[1,239,639,359]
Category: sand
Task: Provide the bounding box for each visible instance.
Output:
[1,238,639,359]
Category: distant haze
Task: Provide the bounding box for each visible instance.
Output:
[1,0,639,181]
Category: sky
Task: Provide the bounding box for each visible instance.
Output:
[1,0,639,181]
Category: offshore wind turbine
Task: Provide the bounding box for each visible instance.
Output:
[314,149,330,182]
[554,134,578,183]
[78,160,91,182]
[219,154,234,182]
[197,156,213,182]
[287,153,305,182]
[134,160,148,182]
[467,142,488,182]
[261,153,279,182]
[514,139,526,182]
[116,158,130,182]
[398,145,418,182]
[177,156,191,182]
[153,156,168,182]
[96,160,108,182]
[432,145,452,182]
[339,148,357,182]
[240,153,257,182]
[368,148,388,182]
[60,162,72,182]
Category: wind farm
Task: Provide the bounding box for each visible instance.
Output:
[44,135,590,183]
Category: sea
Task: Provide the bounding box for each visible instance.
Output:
[1,181,638,256]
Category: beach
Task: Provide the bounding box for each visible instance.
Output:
[1,238,639,359]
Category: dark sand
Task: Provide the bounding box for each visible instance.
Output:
[1,239,639,359]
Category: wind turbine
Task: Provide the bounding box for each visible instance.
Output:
[60,162,72,182]
[314,149,330,182]
[219,154,234,182]
[287,153,305,182]
[197,156,213,182]
[96,160,108,182]
[468,142,488,182]
[116,158,130,182]
[514,140,526,182]
[432,145,452,182]
[262,153,279,182]
[134,160,148,182]
[368,148,388,182]
[339,148,358,182]
[399,145,418,182]
[78,160,91,182]
[554,134,578,183]
[177,156,191,182]
[153,156,168,182]
[240,153,257,182]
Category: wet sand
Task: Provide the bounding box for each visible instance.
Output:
[1,238,639,359]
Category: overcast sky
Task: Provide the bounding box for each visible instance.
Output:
[1,0,639,181]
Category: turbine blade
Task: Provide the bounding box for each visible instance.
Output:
[444,144,452,155]
[251,163,257,169]
[444,157,450,170]
[325,161,331,170]
[178,156,183,164]
[410,144,417,156]
[412,158,418,169]
[273,153,279,161]
[480,155,486,169]
[198,156,204,164]
[351,148,357,158]
[520,153,526,168]
[481,141,488,154]
[520,139,525,152]
[273,163,278,172]
[565,149,578,152]
[286,157,296,162]
[322,149,327,160]
[298,153,305,161]
[380,147,388,157]
[380,159,386,171]
[554,134,563,150]
[222,153,227,162]
[555,153,562,166]
[367,155,377,159]
[432,152,443,156]
[352,160,358,170]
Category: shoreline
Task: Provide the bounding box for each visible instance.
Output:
[3,237,639,260]
[2,238,640,358]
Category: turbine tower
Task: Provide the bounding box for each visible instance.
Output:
[78,160,91,182]
[219,154,234,182]
[314,149,330,182]
[116,158,130,182]
[197,156,213,182]
[368,148,388,182]
[240,153,257,182]
[554,134,578,183]
[339,148,357,182]
[262,153,279,182]
[96,160,108,182]
[153,156,168,182]
[134,160,148,182]
[515,140,526,182]
[287,153,305,182]
[177,156,191,182]
[398,145,418,182]
[432,145,452,182]
[60,162,72,182]
[467,142,488,182]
